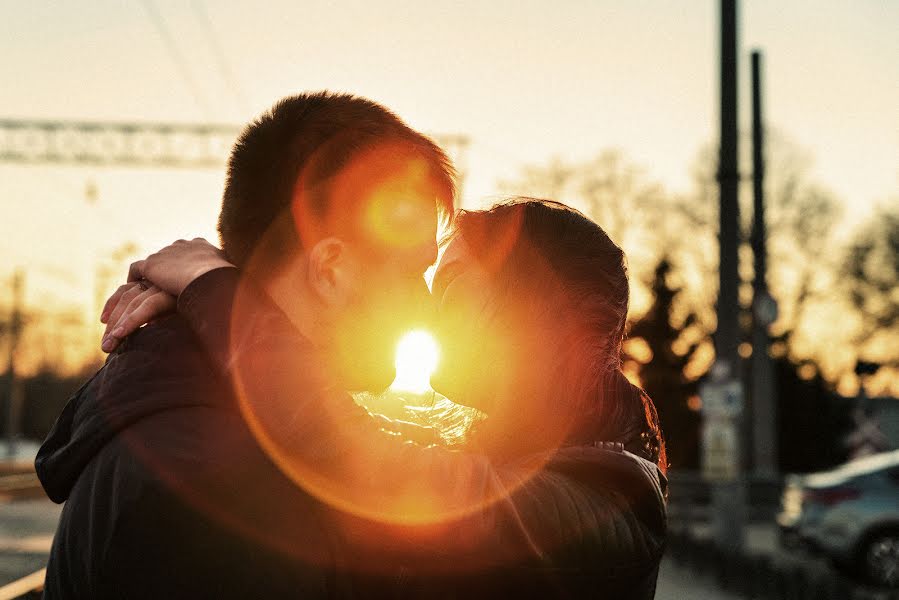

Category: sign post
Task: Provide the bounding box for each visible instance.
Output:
[701,360,746,551]
[701,377,743,482]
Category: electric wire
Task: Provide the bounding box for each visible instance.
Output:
[140,0,213,120]
[190,0,250,117]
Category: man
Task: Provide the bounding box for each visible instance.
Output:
[36,91,455,598]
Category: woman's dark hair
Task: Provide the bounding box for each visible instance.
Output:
[452,198,666,471]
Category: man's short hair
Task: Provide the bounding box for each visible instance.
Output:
[218,91,456,271]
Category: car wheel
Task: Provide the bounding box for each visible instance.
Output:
[862,532,899,588]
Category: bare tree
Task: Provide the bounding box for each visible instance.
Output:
[842,204,899,367]
[499,135,847,383]
[500,149,677,288]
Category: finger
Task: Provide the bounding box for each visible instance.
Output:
[118,287,173,334]
[127,259,148,283]
[101,283,135,323]
[101,287,170,352]
[102,283,146,340]
[102,291,175,353]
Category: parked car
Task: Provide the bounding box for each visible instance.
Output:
[777,450,899,587]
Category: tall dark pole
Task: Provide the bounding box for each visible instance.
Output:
[717,1,740,370]
[751,51,778,478]
[710,0,745,551]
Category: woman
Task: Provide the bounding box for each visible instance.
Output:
[104,198,667,598]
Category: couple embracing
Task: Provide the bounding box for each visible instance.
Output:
[37,91,667,599]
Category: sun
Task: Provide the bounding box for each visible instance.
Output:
[391,329,440,394]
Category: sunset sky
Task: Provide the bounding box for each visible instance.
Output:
[0,1,897,380]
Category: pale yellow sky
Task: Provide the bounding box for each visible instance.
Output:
[1,1,897,375]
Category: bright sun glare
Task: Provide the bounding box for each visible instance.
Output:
[391,329,440,394]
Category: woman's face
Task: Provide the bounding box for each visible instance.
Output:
[429,236,504,410]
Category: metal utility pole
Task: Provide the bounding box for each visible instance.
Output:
[750,51,778,479]
[4,271,24,459]
[703,0,746,553]
[717,1,741,375]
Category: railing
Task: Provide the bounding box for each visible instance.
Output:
[0,474,43,503]
[0,569,43,600]
[0,466,46,599]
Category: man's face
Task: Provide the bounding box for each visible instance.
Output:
[324,153,443,391]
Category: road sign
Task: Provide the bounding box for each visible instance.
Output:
[701,378,744,418]
[700,378,744,481]
[753,292,778,327]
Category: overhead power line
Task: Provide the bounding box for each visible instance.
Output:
[140,0,213,120]
[190,0,250,116]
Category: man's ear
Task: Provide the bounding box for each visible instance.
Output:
[307,237,356,307]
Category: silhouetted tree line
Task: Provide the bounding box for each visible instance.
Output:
[773,359,853,473]
[626,256,852,472]
[626,259,701,470]
[1,366,98,441]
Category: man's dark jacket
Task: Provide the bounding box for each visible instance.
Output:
[35,315,346,598]
[36,268,667,599]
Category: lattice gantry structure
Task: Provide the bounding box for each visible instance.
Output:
[0,119,469,188]
[0,120,239,169]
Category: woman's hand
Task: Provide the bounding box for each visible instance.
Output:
[99,238,234,352]
[126,238,233,296]
[100,282,175,352]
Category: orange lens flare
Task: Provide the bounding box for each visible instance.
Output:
[225,273,554,533]
[291,142,442,257]
[359,159,439,251]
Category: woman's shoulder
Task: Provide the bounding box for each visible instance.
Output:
[506,444,667,566]
[548,443,667,501]
[545,443,667,525]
